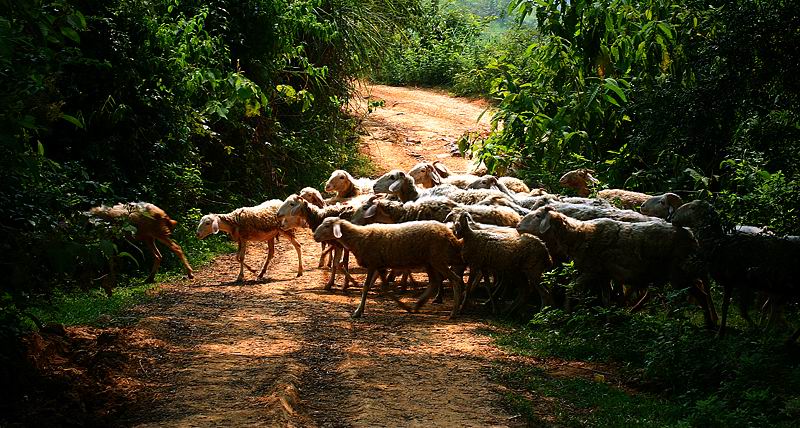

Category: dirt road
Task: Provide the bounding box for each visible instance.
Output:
[81,84,524,427]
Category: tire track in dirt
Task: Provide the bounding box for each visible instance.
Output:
[113,84,522,427]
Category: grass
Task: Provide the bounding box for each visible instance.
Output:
[487,305,800,427]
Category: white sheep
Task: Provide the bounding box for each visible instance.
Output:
[324,170,374,203]
[597,189,653,210]
[276,194,358,290]
[313,217,465,318]
[640,193,684,219]
[351,195,521,227]
[373,170,514,207]
[450,211,552,314]
[517,206,718,328]
[89,202,194,290]
[196,200,303,282]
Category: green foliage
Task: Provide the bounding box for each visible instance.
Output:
[493,307,800,427]
[0,0,417,327]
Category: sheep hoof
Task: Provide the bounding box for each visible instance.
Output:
[187,272,194,280]
[296,272,303,277]
[352,309,364,318]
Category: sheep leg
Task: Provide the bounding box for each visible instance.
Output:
[325,245,342,290]
[438,266,464,319]
[376,275,412,312]
[341,250,360,289]
[318,242,329,268]
[717,285,733,337]
[630,289,650,312]
[353,269,377,318]
[144,238,162,283]
[460,270,483,311]
[414,268,442,313]
[236,240,247,283]
[257,238,276,281]
[481,272,498,315]
[688,280,718,329]
[286,233,304,277]
[155,236,194,279]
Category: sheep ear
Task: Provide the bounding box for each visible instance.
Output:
[430,167,441,185]
[212,218,220,234]
[389,179,403,192]
[434,162,449,176]
[539,213,551,234]
[667,205,675,220]
[333,223,342,239]
[364,204,377,218]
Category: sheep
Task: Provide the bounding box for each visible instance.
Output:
[313,217,465,318]
[450,211,552,314]
[408,162,443,188]
[640,193,684,219]
[517,206,718,328]
[298,187,326,208]
[351,195,521,227]
[671,200,800,338]
[559,168,598,197]
[373,170,515,207]
[537,201,661,223]
[89,202,194,290]
[467,175,531,194]
[196,200,303,282]
[276,194,358,290]
[597,189,653,210]
[324,170,374,203]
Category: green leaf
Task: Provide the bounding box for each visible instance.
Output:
[60,26,80,43]
[37,141,44,156]
[61,113,85,129]
[603,78,627,103]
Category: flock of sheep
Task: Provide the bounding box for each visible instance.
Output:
[90,162,800,341]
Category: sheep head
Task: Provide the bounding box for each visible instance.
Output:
[447,209,472,239]
[408,162,442,188]
[298,187,325,208]
[432,160,451,177]
[325,170,353,194]
[517,207,557,236]
[313,217,343,242]
[559,168,598,197]
[277,194,307,229]
[467,175,499,191]
[373,170,413,195]
[350,195,381,225]
[196,214,220,239]
[670,200,718,229]
[641,193,684,219]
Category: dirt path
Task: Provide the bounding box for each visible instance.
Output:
[97,85,520,427]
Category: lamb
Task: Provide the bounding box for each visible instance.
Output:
[313,218,465,318]
[450,211,552,314]
[559,168,598,197]
[671,200,800,338]
[89,202,194,290]
[597,189,653,210]
[640,193,684,219]
[196,200,303,282]
[517,206,717,328]
[276,194,358,290]
[351,195,521,227]
[324,170,374,203]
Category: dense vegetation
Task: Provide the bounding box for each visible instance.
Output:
[0,0,417,329]
[375,0,800,425]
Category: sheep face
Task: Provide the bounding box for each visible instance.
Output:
[641,193,684,219]
[559,169,597,196]
[373,170,411,194]
[517,207,555,236]
[408,163,441,188]
[196,214,220,239]
[325,170,352,194]
[277,194,307,229]
[313,217,342,242]
[467,175,499,191]
[299,187,325,208]
[349,196,381,225]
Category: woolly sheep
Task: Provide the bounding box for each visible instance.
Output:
[517,206,717,327]
[671,200,800,338]
[298,187,326,208]
[324,170,374,203]
[313,218,465,318]
[196,200,303,282]
[276,194,358,290]
[640,193,684,219]
[559,168,598,197]
[408,162,443,188]
[450,211,552,314]
[468,175,531,194]
[89,202,194,289]
[351,195,521,227]
[373,170,515,207]
[597,189,653,210]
